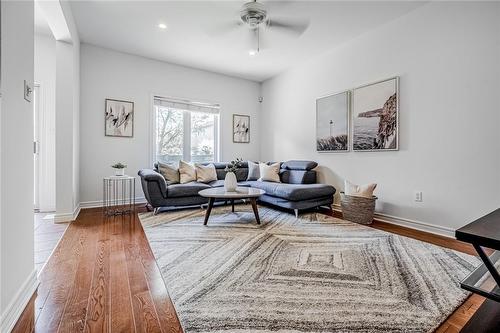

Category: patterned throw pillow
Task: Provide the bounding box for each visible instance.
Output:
[157,162,180,184]
[195,164,218,183]
[258,162,281,183]
[344,180,377,198]
[247,160,260,181]
[179,160,197,184]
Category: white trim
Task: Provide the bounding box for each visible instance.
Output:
[333,204,455,238]
[54,203,80,223]
[79,197,147,209]
[0,269,39,333]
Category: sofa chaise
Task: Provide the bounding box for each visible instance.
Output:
[138,160,336,217]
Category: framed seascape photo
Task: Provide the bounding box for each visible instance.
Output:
[105,99,134,137]
[352,77,399,151]
[233,114,250,143]
[316,91,349,152]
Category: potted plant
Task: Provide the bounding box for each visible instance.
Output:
[111,162,127,176]
[224,158,242,192]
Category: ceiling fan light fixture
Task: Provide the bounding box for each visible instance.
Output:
[248,49,258,56]
[157,23,167,30]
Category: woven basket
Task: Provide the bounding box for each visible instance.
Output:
[340,192,377,225]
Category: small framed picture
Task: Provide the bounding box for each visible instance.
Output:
[105,99,134,137]
[316,90,350,152]
[352,77,399,151]
[233,114,250,143]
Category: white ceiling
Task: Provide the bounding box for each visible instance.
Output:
[66,1,425,82]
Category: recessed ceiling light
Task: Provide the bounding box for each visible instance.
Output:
[158,23,167,30]
[249,49,257,56]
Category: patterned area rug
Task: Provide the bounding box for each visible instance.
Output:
[139,205,479,333]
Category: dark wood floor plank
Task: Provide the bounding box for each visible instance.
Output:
[35,221,92,333]
[58,218,101,333]
[84,239,110,333]
[109,220,136,332]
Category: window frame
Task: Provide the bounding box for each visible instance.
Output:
[151,95,220,166]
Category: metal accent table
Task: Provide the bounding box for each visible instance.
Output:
[455,208,500,333]
[198,187,265,225]
[103,175,135,216]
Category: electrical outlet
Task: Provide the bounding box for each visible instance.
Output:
[414,191,423,202]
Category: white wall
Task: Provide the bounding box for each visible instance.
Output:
[80,44,261,204]
[54,0,81,222]
[260,1,500,232]
[0,1,38,331]
[34,33,56,212]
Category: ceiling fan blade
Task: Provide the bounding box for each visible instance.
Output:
[267,17,310,35]
[205,19,243,36]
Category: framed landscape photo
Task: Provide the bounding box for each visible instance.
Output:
[105,99,134,137]
[352,77,399,151]
[233,114,250,143]
[316,90,350,152]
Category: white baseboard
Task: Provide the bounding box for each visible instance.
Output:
[80,197,146,209]
[0,270,39,333]
[333,204,455,238]
[54,204,81,223]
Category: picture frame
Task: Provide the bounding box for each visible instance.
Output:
[105,98,134,138]
[351,77,399,151]
[316,90,350,152]
[233,114,250,143]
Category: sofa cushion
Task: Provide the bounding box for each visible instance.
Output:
[179,160,197,184]
[281,160,318,171]
[246,181,335,201]
[247,160,260,181]
[157,162,180,184]
[195,163,217,183]
[259,162,281,183]
[167,181,211,198]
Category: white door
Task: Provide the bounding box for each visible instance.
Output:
[33,85,40,211]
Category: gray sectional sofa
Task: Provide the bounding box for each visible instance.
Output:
[138,160,336,217]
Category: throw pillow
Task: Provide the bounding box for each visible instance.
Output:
[195,163,217,183]
[247,160,260,181]
[344,180,377,198]
[157,162,180,184]
[179,160,197,184]
[258,162,281,183]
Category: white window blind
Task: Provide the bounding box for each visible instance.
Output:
[153,96,220,164]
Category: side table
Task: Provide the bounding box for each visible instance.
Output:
[103,175,136,216]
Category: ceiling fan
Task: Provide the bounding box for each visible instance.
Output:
[212,0,310,56]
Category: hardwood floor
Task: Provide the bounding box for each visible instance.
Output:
[13,206,484,332]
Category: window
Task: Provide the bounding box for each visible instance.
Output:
[154,97,219,164]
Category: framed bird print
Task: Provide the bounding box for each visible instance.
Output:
[233,114,250,143]
[105,99,134,137]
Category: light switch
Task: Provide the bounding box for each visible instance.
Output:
[24,80,33,102]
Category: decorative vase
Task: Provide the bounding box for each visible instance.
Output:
[114,168,125,176]
[224,172,237,192]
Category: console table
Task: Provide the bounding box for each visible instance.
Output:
[455,208,500,332]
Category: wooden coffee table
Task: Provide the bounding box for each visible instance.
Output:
[198,187,265,225]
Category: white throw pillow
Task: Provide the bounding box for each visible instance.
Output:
[195,163,218,183]
[157,162,180,184]
[179,160,197,184]
[258,162,281,183]
[344,180,377,198]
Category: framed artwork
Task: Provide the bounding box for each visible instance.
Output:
[233,114,250,143]
[105,98,134,137]
[316,90,350,152]
[352,77,399,151]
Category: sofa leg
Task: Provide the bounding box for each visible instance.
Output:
[145,204,152,212]
[294,209,299,218]
[153,207,160,215]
